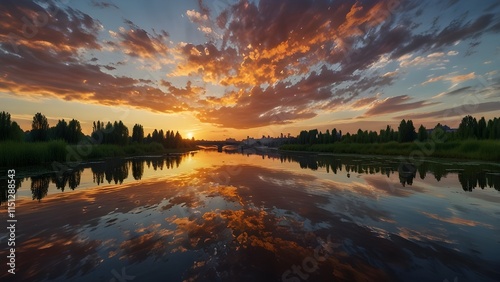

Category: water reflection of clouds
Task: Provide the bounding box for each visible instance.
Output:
[420,211,493,228]
[2,155,500,281]
[397,227,457,245]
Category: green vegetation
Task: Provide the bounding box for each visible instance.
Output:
[280,140,500,161]
[0,111,197,167]
[0,140,67,166]
[0,141,194,167]
[0,111,23,142]
[282,115,500,161]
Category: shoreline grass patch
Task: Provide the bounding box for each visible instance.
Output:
[0,141,196,167]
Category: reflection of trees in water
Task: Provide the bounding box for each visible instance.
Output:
[0,177,24,204]
[263,152,500,191]
[91,155,185,185]
[68,169,82,190]
[132,159,144,180]
[299,157,318,170]
[398,163,416,187]
[417,162,427,179]
[51,169,83,192]
[106,160,129,184]
[486,174,500,191]
[459,170,500,192]
[31,175,50,201]
[144,155,182,171]
[90,160,129,185]
[6,154,187,202]
[111,161,129,184]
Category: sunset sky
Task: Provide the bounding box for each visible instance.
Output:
[1,0,499,140]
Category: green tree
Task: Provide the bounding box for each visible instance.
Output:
[458,115,477,139]
[406,120,416,142]
[398,119,407,142]
[324,129,331,144]
[368,130,378,143]
[298,130,307,144]
[104,122,113,144]
[0,111,12,141]
[54,119,68,141]
[491,117,500,139]
[152,129,159,143]
[91,120,105,143]
[158,129,165,144]
[308,129,318,145]
[132,124,144,143]
[332,128,338,143]
[417,125,428,141]
[174,131,182,148]
[478,117,487,139]
[8,121,24,142]
[31,112,49,142]
[343,132,351,143]
[114,121,128,145]
[67,119,82,144]
[398,119,416,142]
[318,131,324,144]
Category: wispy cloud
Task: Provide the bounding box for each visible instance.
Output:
[91,0,118,9]
[395,101,500,120]
[422,72,476,85]
[114,20,170,59]
[361,95,439,117]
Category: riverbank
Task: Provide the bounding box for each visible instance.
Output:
[279,140,500,162]
[0,141,197,167]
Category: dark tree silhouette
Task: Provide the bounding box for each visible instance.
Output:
[67,119,82,144]
[31,112,49,142]
[0,111,11,141]
[398,119,416,142]
[132,124,144,143]
[417,124,428,141]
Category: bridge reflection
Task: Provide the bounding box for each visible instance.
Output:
[195,140,241,152]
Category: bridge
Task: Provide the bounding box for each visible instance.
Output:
[194,140,241,152]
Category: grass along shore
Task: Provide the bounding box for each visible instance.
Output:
[280,140,500,162]
[0,141,196,167]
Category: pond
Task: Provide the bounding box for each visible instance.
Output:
[1,150,499,281]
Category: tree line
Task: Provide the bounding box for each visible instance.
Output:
[0,111,24,142]
[0,111,192,148]
[294,115,500,145]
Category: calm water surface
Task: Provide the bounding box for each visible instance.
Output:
[1,150,499,281]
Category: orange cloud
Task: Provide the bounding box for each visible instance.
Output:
[1,0,499,130]
[422,72,476,85]
[421,211,493,228]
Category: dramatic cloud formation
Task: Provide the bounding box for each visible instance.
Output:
[0,1,185,113]
[0,1,102,58]
[0,0,499,133]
